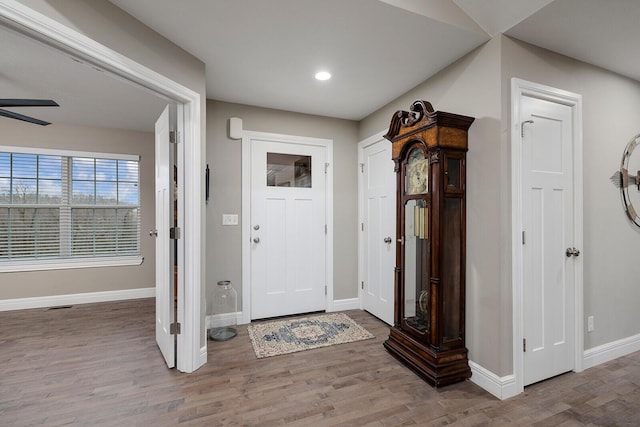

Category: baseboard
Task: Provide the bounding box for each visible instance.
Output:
[0,287,156,311]
[198,345,208,370]
[583,332,640,369]
[469,361,519,400]
[331,298,360,311]
[206,312,242,329]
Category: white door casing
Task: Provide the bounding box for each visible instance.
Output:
[240,128,334,323]
[511,78,583,395]
[358,132,395,325]
[155,105,175,368]
[0,2,205,372]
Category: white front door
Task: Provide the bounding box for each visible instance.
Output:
[154,105,175,368]
[250,138,327,319]
[521,95,576,386]
[359,136,395,325]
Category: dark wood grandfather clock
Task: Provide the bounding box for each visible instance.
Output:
[383,100,474,387]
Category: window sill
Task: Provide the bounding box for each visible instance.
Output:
[0,256,144,273]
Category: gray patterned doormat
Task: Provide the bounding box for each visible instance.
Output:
[247,313,374,358]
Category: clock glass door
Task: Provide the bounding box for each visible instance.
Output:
[403,146,429,334]
[404,198,429,333]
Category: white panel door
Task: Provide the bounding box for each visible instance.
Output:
[251,139,327,319]
[361,139,395,325]
[154,105,174,368]
[522,96,575,385]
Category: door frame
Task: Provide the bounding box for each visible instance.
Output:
[357,130,395,325]
[0,1,205,373]
[241,128,333,324]
[511,78,584,394]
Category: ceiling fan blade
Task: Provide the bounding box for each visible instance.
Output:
[0,99,59,107]
[0,108,51,126]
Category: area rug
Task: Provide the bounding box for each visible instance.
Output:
[247,313,374,358]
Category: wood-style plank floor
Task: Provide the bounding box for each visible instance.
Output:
[1,298,639,426]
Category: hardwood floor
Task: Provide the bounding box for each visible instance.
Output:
[1,298,639,426]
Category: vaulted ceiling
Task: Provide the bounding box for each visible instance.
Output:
[1,0,639,130]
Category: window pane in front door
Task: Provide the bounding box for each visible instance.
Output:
[266,153,311,188]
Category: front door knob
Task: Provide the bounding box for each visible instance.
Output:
[384,237,392,244]
[253,237,260,244]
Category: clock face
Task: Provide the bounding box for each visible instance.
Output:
[406,148,427,195]
[618,134,640,227]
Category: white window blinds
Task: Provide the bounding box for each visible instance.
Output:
[0,147,140,264]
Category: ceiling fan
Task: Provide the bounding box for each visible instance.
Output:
[0,98,59,126]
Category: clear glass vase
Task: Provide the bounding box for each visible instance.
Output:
[208,280,238,341]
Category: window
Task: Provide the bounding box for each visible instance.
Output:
[0,146,141,272]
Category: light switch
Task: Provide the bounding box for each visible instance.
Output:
[222,214,238,226]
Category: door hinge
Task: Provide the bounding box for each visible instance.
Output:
[360,163,364,173]
[361,281,364,290]
[522,231,525,245]
[325,224,328,235]
[523,338,526,352]
[361,223,364,231]
[324,162,329,174]
[169,130,179,144]
[170,322,181,335]
[170,227,181,239]
[325,285,327,296]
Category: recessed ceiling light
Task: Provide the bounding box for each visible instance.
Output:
[315,71,331,81]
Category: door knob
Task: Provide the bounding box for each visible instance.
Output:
[253,237,260,244]
[149,229,158,237]
[384,237,392,244]
[254,225,260,230]
[565,247,580,257]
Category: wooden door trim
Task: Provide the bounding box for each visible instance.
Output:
[240,129,333,324]
[510,78,584,396]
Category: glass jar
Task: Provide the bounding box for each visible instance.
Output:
[209,280,238,341]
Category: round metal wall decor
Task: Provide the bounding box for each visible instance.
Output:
[611,134,640,227]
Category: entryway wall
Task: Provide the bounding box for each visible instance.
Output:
[206,100,359,315]
[359,34,640,398]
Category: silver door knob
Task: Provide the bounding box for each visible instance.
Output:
[149,229,158,237]
[384,237,392,244]
[254,225,260,230]
[253,237,260,244]
[565,247,580,257]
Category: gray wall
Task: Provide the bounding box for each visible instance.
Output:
[360,34,640,377]
[206,100,359,309]
[501,36,640,351]
[0,120,155,298]
[360,37,507,375]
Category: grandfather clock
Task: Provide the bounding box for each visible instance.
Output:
[383,100,474,387]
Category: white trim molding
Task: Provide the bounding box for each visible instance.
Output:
[511,78,584,395]
[583,333,640,370]
[0,0,204,373]
[0,287,155,312]
[331,298,360,312]
[469,361,519,400]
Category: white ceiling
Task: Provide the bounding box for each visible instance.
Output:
[1,0,639,131]
[0,24,166,132]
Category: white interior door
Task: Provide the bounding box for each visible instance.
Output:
[250,139,327,319]
[360,137,395,325]
[521,96,575,386]
[154,105,175,368]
